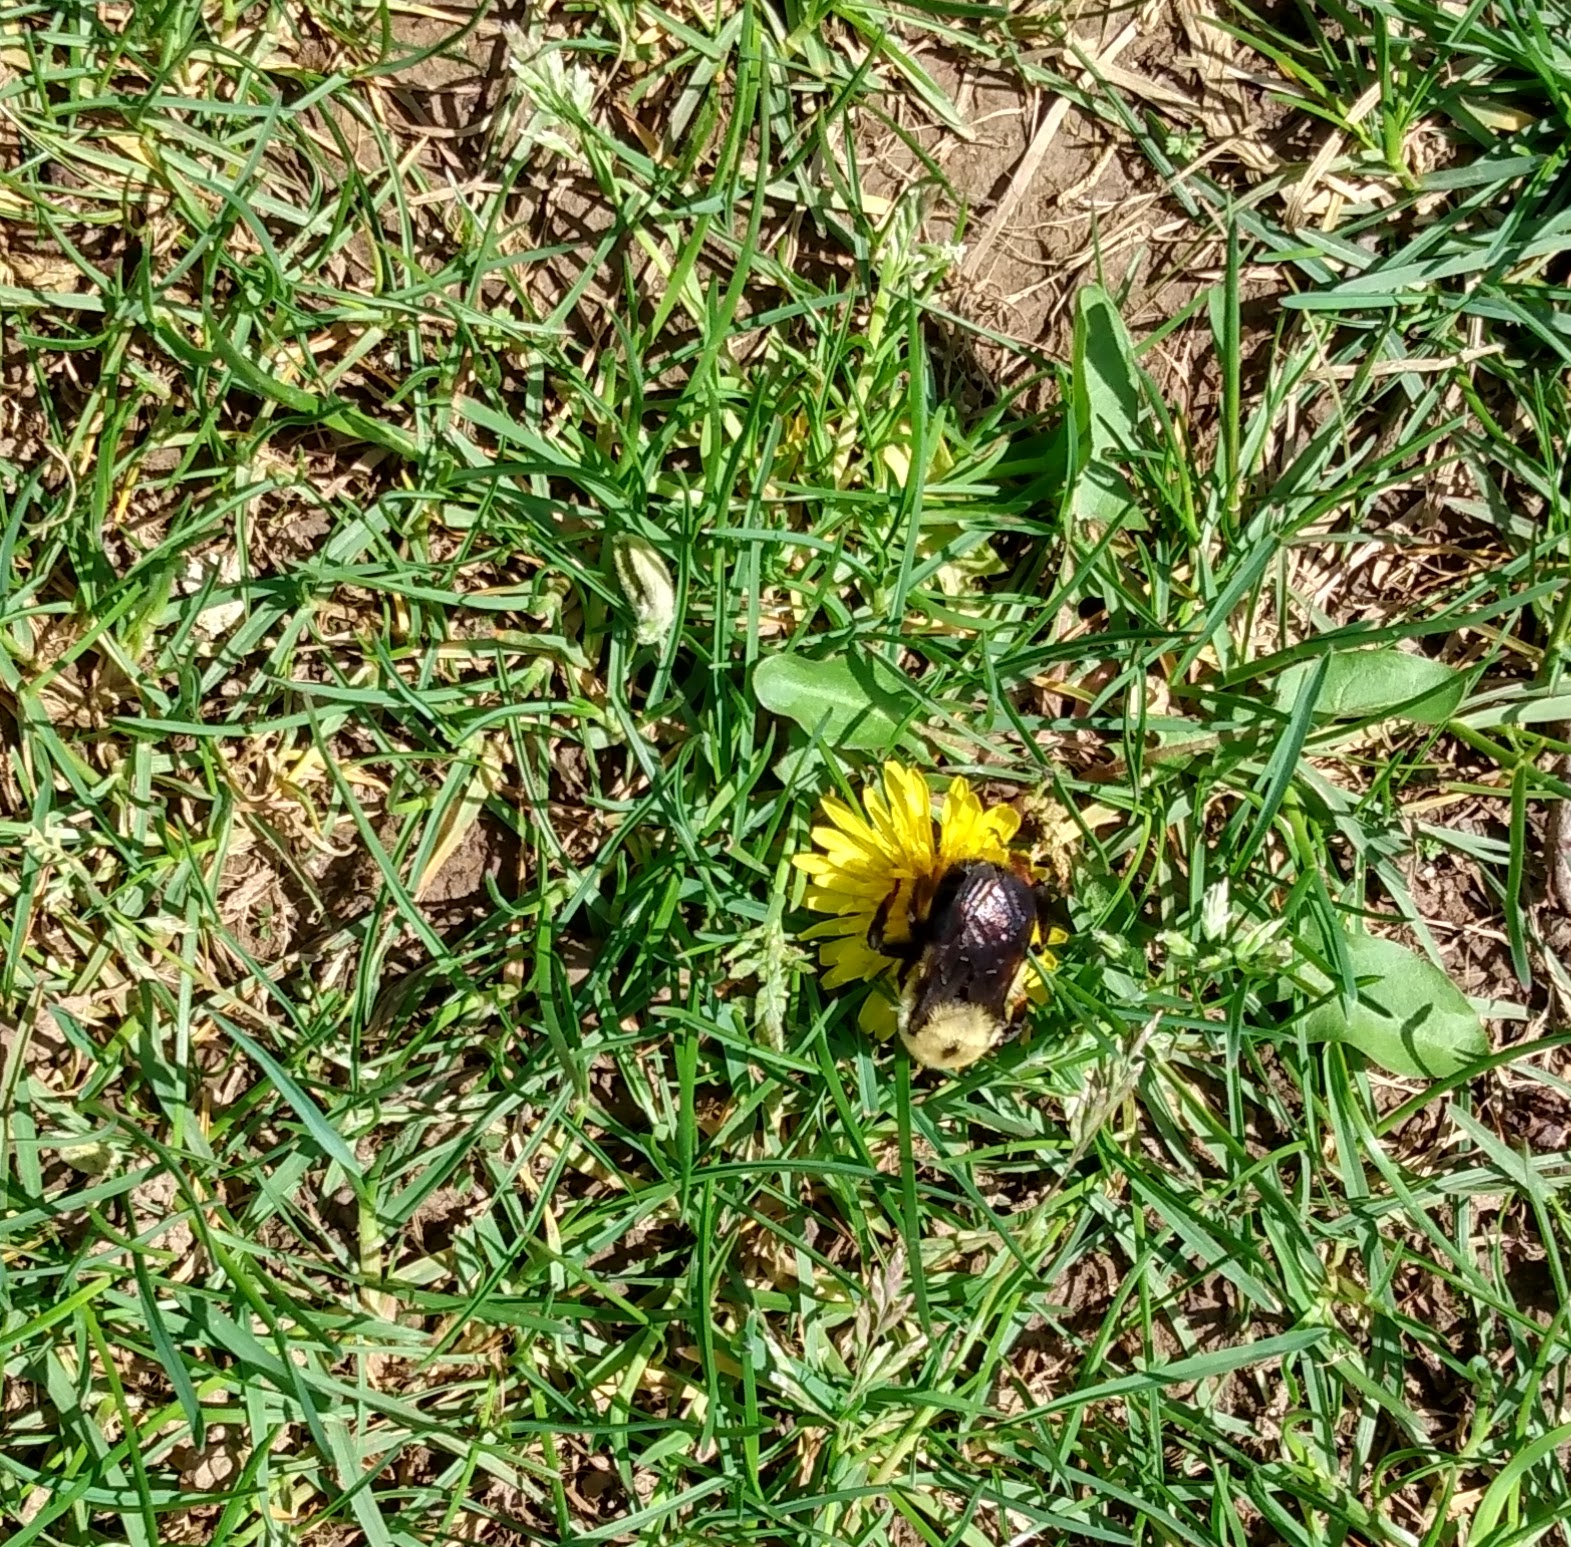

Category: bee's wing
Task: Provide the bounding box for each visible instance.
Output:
[955,949,1028,1014]
[907,938,1024,1027]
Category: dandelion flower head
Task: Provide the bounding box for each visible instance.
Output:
[792,762,1059,999]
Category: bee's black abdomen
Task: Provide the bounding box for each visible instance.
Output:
[923,854,1036,954]
[904,861,1038,1037]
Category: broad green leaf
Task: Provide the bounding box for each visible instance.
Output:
[1073,286,1139,456]
[1068,285,1143,528]
[1302,930,1487,1078]
[1073,461,1140,525]
[752,653,917,750]
[1275,648,1464,725]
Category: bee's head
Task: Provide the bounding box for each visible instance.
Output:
[897,995,1004,1071]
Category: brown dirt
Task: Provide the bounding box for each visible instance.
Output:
[854,2,1306,421]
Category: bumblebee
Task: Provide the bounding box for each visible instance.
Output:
[869,860,1060,1071]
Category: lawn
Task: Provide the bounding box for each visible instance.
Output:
[2,1,1571,1544]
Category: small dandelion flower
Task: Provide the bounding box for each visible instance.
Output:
[793,763,1070,1045]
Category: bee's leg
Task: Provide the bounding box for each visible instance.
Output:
[866,890,896,954]
[868,887,922,966]
[1003,889,1069,1053]
[1033,885,1072,940]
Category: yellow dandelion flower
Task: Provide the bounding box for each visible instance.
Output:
[937,776,1020,870]
[793,763,1069,1016]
